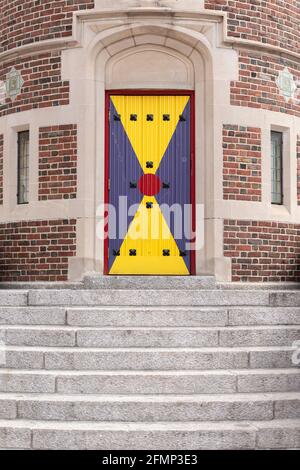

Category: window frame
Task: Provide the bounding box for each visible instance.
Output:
[17,130,30,205]
[271,130,283,206]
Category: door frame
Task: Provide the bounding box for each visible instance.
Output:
[104,89,196,275]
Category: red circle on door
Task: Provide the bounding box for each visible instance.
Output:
[138,174,162,196]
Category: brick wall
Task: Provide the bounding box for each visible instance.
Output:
[224,220,300,282]
[205,0,300,54]
[0,0,94,53]
[0,134,3,205]
[231,51,300,117]
[0,219,76,282]
[2,1,299,55]
[297,137,300,206]
[0,52,69,118]
[223,125,262,201]
[39,125,77,201]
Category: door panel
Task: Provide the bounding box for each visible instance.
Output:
[107,94,192,275]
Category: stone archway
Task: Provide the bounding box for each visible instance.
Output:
[62,5,237,280]
[96,26,213,275]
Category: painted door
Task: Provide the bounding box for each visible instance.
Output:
[106,94,193,275]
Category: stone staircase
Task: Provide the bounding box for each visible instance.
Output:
[0,276,299,450]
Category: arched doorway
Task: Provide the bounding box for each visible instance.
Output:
[90,24,215,276]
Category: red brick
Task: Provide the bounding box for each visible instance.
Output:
[38,125,77,201]
[0,52,69,117]
[0,219,76,282]
[223,124,262,201]
[0,1,94,53]
[224,220,300,282]
[205,1,299,54]
[230,51,300,117]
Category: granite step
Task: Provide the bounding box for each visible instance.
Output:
[0,392,299,422]
[0,369,299,394]
[1,325,298,348]
[0,345,296,371]
[0,419,298,450]
[83,275,217,290]
[27,289,271,307]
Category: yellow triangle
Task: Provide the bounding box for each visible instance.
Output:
[111,95,189,173]
[109,196,189,275]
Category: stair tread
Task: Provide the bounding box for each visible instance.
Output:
[0,392,299,401]
[1,368,299,375]
[26,289,300,292]
[0,418,299,430]
[2,345,296,351]
[1,325,299,330]
[0,286,299,449]
[68,305,300,311]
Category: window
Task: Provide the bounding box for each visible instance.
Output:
[271,131,283,205]
[17,131,29,204]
